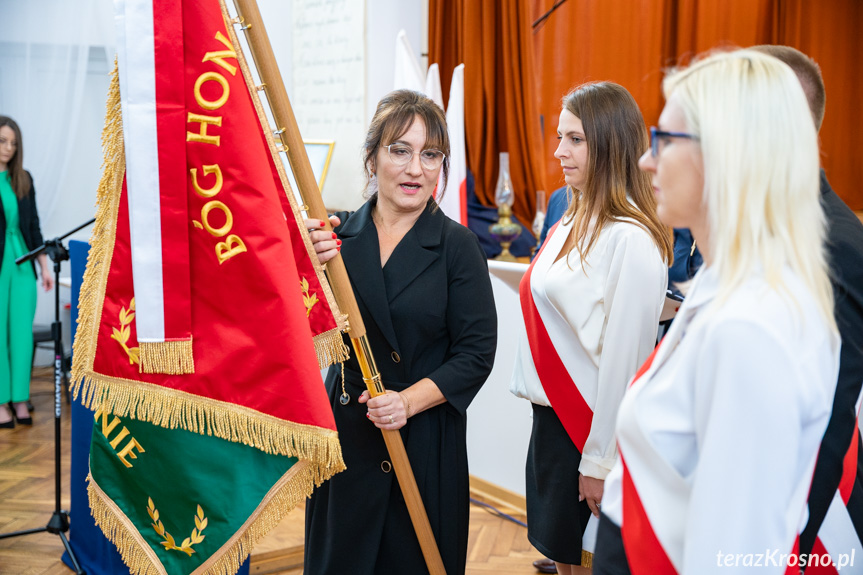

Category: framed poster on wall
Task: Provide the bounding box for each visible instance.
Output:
[284,140,336,211]
[303,140,335,190]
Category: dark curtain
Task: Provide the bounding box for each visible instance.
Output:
[429,0,549,231]
[430,0,863,220]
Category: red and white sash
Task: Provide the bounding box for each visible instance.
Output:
[807,414,863,574]
[618,343,677,575]
[619,337,806,575]
[519,221,593,451]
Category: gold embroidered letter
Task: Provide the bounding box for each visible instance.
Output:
[94,406,122,438]
[108,427,130,449]
[201,200,233,237]
[202,31,238,76]
[190,164,223,198]
[216,234,247,264]
[116,437,145,468]
[194,71,230,111]
[186,113,222,146]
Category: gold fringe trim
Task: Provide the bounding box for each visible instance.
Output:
[581,550,593,569]
[71,59,124,401]
[89,458,328,575]
[312,327,350,370]
[191,461,313,575]
[76,372,345,475]
[140,339,195,374]
[89,477,166,575]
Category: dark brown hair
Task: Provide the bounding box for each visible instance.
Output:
[750,45,826,131]
[560,82,673,264]
[362,89,450,199]
[0,116,30,199]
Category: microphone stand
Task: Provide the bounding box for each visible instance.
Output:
[0,218,95,575]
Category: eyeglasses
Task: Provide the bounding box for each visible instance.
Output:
[649,127,699,158]
[385,143,446,170]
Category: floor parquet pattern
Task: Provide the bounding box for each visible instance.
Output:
[0,367,76,575]
[0,367,550,574]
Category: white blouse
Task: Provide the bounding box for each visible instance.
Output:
[602,265,841,574]
[510,216,667,480]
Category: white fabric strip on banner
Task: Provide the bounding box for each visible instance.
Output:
[114,0,165,343]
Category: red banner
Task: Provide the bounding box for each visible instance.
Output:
[73,0,345,457]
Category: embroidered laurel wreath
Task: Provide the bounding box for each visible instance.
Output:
[300,277,319,317]
[111,298,140,366]
[147,497,208,556]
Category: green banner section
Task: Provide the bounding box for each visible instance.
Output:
[89,407,298,575]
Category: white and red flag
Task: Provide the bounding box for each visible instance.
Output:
[393,30,467,225]
[439,64,468,226]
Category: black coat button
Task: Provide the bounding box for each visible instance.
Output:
[381,461,392,473]
[391,351,400,363]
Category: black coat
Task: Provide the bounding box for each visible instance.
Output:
[801,171,863,554]
[0,171,44,273]
[304,198,497,575]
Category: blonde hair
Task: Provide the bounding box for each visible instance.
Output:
[664,50,834,328]
[560,82,673,265]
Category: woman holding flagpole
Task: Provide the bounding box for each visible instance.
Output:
[0,116,53,429]
[304,89,497,575]
[510,82,672,575]
[594,50,840,574]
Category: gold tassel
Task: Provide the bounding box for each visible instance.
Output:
[139,339,195,374]
[313,328,350,370]
[581,550,593,568]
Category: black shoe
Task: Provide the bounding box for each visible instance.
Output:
[0,419,14,429]
[533,558,557,574]
[12,404,32,425]
[7,401,32,412]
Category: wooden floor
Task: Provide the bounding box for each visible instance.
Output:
[0,367,550,575]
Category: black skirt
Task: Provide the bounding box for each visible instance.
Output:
[593,512,633,575]
[525,403,592,564]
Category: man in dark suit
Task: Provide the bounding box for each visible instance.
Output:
[752,44,863,566]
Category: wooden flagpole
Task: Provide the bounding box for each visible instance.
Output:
[228,1,447,573]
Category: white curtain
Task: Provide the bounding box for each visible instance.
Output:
[0,0,116,346]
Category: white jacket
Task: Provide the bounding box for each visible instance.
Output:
[511,216,667,479]
[602,265,841,574]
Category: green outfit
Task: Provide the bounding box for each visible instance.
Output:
[0,170,36,404]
